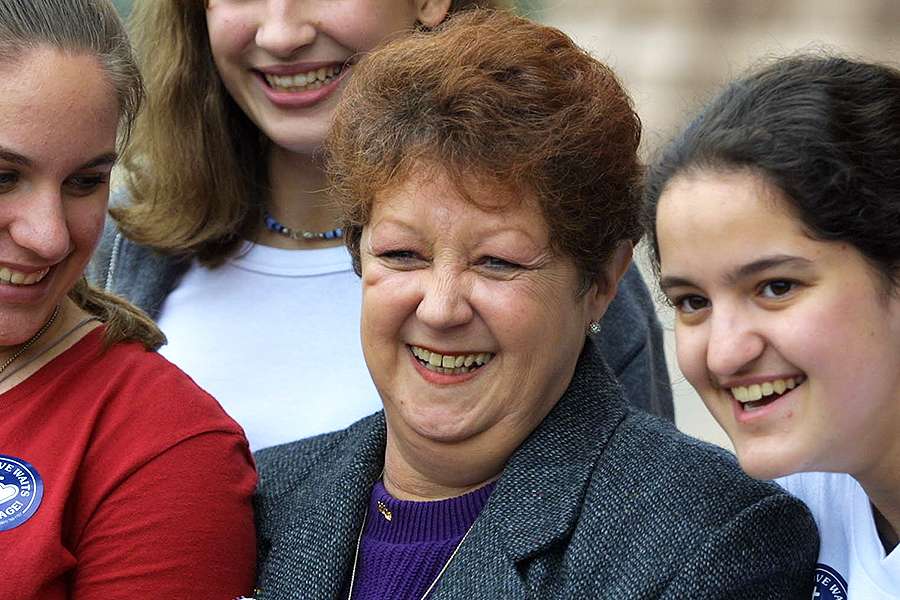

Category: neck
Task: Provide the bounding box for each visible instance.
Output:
[258,146,343,249]
[382,421,521,502]
[856,442,900,553]
[0,299,99,393]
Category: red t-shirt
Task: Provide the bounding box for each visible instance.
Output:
[0,328,257,599]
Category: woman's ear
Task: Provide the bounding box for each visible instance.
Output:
[416,0,452,28]
[587,240,634,319]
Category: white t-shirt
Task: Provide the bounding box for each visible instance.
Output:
[778,472,900,599]
[157,242,380,452]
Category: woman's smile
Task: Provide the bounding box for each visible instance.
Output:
[255,61,352,109]
[408,344,494,375]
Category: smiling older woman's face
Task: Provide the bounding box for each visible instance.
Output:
[360,167,612,449]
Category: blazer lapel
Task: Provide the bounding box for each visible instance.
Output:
[257,415,387,600]
[432,339,628,596]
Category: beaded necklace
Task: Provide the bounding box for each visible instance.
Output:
[263,211,343,241]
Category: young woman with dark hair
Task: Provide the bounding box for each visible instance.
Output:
[645,55,900,597]
[87,1,674,451]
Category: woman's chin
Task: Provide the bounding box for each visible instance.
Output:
[396,409,484,445]
[734,444,802,481]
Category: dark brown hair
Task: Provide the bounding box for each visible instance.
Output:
[327,9,643,290]
[643,55,900,291]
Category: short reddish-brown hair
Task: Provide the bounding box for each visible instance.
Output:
[327,9,643,289]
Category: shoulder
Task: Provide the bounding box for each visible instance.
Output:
[601,410,799,509]
[254,413,382,500]
[777,471,860,544]
[88,189,188,315]
[590,409,817,542]
[79,335,247,442]
[576,411,817,594]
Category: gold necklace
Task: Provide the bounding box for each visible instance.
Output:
[0,305,61,375]
[0,311,101,386]
[345,493,476,600]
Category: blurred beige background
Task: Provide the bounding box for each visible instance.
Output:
[532,0,900,449]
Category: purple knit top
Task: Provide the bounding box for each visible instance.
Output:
[348,479,497,600]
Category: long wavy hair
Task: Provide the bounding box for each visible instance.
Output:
[0,0,164,350]
[114,0,507,267]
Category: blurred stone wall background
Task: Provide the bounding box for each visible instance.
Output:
[113,1,899,448]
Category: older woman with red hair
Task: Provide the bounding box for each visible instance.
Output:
[252,10,818,599]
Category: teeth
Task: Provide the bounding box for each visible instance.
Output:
[0,266,50,286]
[409,345,494,376]
[729,377,803,403]
[264,65,342,92]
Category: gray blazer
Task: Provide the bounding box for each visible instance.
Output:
[253,340,818,599]
[87,216,674,420]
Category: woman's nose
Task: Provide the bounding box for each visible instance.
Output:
[416,267,474,331]
[8,189,71,262]
[705,308,765,378]
[255,0,317,59]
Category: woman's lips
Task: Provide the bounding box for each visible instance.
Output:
[728,376,806,423]
[408,345,494,385]
[0,265,50,286]
[0,264,56,304]
[256,62,351,109]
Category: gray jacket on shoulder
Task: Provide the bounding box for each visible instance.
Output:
[87,217,674,420]
[253,339,818,599]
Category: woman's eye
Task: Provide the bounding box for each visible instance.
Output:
[673,294,709,314]
[478,256,520,270]
[378,249,424,265]
[0,171,19,192]
[64,173,108,196]
[759,280,796,299]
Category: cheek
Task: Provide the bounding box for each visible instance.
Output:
[674,323,710,389]
[781,296,865,371]
[360,266,419,333]
[66,199,107,256]
[206,9,255,64]
[331,2,417,51]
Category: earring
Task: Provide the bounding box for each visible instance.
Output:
[588,320,602,335]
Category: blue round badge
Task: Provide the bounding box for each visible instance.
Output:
[813,563,848,600]
[0,454,43,532]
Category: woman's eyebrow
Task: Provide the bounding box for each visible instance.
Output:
[659,274,695,293]
[727,255,813,284]
[0,146,31,166]
[0,147,118,169]
[80,152,118,169]
[660,255,813,292]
